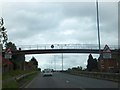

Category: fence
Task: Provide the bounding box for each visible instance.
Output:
[67,70,120,82]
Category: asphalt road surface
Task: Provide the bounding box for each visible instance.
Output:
[25,72,119,89]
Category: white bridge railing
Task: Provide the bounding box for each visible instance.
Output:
[16,44,119,50]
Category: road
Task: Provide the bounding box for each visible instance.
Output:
[25,72,119,89]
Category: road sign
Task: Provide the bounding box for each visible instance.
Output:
[103,44,111,53]
[51,45,54,49]
[103,45,111,59]
[5,48,12,59]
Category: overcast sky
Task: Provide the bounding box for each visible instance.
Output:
[1,0,118,70]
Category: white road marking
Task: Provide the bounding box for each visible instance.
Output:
[25,72,86,90]
[65,80,85,90]
[66,80,69,83]
[81,88,86,90]
[25,73,40,88]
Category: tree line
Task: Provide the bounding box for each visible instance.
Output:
[67,54,98,72]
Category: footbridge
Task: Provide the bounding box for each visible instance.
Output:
[11,44,118,55]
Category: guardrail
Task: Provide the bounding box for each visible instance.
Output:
[67,71,120,82]
[15,71,37,81]
[3,71,38,84]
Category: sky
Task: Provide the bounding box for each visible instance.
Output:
[0,0,118,70]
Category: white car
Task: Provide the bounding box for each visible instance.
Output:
[42,69,53,76]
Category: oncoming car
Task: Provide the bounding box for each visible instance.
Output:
[42,69,53,76]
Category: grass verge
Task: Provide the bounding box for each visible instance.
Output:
[2,71,40,89]
[2,79,18,88]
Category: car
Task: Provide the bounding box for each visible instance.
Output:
[42,69,53,76]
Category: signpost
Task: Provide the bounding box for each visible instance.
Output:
[5,48,12,59]
[103,44,111,59]
[4,48,12,73]
[102,45,112,72]
[51,45,54,49]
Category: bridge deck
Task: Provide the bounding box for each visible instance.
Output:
[11,49,116,55]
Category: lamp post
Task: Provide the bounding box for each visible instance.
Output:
[62,53,63,71]
[96,0,101,71]
[54,55,56,71]
[96,0,101,54]
[61,45,63,71]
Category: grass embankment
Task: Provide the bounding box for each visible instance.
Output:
[3,70,35,80]
[2,70,40,88]
[2,79,18,88]
[0,74,2,80]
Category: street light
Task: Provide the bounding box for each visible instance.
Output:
[96,0,101,54]
[59,44,64,71]
[96,0,101,72]
[54,55,56,71]
[62,53,63,71]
